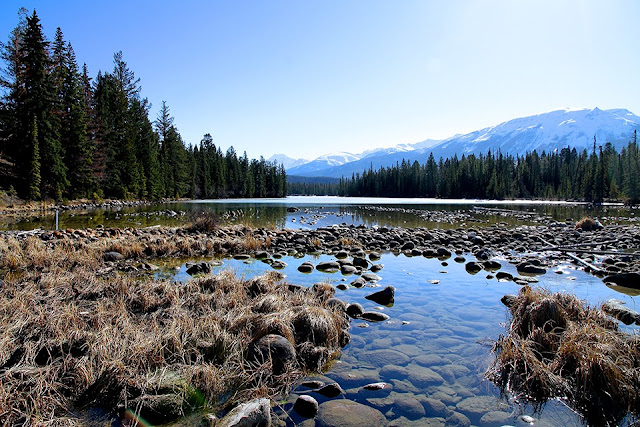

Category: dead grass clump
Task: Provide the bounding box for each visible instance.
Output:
[186,210,220,233]
[487,286,640,426]
[575,216,602,231]
[0,255,350,426]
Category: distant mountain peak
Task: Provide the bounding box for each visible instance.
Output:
[288,107,640,178]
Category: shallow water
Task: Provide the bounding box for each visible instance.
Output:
[165,249,639,426]
[2,196,637,231]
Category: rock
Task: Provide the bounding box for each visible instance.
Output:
[369,252,381,261]
[417,396,449,418]
[516,262,546,275]
[482,260,501,271]
[316,399,387,427]
[474,248,492,260]
[363,382,389,391]
[346,303,364,318]
[341,265,358,275]
[103,251,124,262]
[233,254,251,260]
[361,312,390,322]
[315,382,345,398]
[270,260,287,270]
[495,271,513,281]
[353,257,370,268]
[317,261,340,273]
[371,263,384,272]
[456,396,501,423]
[336,283,349,291]
[298,262,314,273]
[217,398,272,427]
[454,256,466,263]
[602,299,640,325]
[437,247,451,258]
[247,334,296,375]
[362,349,411,367]
[401,242,415,251]
[365,286,395,305]
[299,380,324,389]
[406,365,445,388]
[446,411,471,427]
[361,272,382,282]
[479,411,512,426]
[394,394,426,420]
[335,250,349,259]
[350,277,366,288]
[380,365,408,380]
[186,261,211,275]
[128,393,184,425]
[465,261,482,274]
[293,395,318,418]
[603,272,640,289]
[326,298,347,312]
[500,294,517,308]
[254,251,270,260]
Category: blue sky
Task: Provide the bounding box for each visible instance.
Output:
[1,0,639,160]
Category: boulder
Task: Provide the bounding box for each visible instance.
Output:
[298,262,314,273]
[247,334,296,374]
[602,299,640,325]
[465,262,482,274]
[317,261,341,273]
[346,303,364,318]
[603,272,640,289]
[293,395,319,418]
[102,251,124,262]
[361,312,390,322]
[186,262,211,276]
[217,398,271,427]
[516,262,546,275]
[314,382,345,398]
[365,286,395,305]
[316,399,387,427]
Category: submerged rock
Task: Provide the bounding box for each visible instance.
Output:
[316,399,387,427]
[218,398,271,427]
[361,311,390,322]
[603,272,640,289]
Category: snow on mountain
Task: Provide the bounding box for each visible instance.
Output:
[289,108,640,178]
[267,154,309,169]
[429,107,640,159]
[287,152,360,175]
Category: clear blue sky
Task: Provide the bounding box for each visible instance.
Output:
[2,0,639,160]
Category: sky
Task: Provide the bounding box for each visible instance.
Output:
[1,1,640,160]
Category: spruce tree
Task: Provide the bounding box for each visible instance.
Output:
[29,117,41,200]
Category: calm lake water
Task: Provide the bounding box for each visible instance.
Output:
[2,196,637,231]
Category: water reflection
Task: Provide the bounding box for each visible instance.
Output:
[3,196,637,231]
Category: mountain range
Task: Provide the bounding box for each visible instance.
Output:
[268,108,640,179]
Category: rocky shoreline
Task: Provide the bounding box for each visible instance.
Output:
[2,219,639,426]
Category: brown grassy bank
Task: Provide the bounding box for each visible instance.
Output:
[487,287,640,426]
[0,233,349,425]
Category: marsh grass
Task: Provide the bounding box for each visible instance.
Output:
[487,286,640,426]
[0,232,349,426]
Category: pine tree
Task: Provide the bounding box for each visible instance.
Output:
[29,117,41,200]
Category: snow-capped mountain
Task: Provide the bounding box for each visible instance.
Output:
[267,154,309,169]
[429,107,639,160]
[287,152,361,175]
[287,108,640,178]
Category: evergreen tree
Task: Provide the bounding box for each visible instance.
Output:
[29,116,41,200]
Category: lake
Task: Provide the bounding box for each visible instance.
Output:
[5,196,639,425]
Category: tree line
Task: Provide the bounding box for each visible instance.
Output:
[306,137,639,203]
[0,9,285,201]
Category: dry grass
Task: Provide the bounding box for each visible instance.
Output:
[0,233,349,426]
[575,216,601,231]
[487,286,640,426]
[186,210,220,233]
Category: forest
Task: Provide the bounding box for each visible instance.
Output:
[0,9,286,201]
[290,139,640,204]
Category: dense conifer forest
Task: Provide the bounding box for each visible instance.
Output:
[0,9,286,201]
[290,138,640,204]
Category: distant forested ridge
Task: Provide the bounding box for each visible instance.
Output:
[0,9,286,201]
[296,138,639,203]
